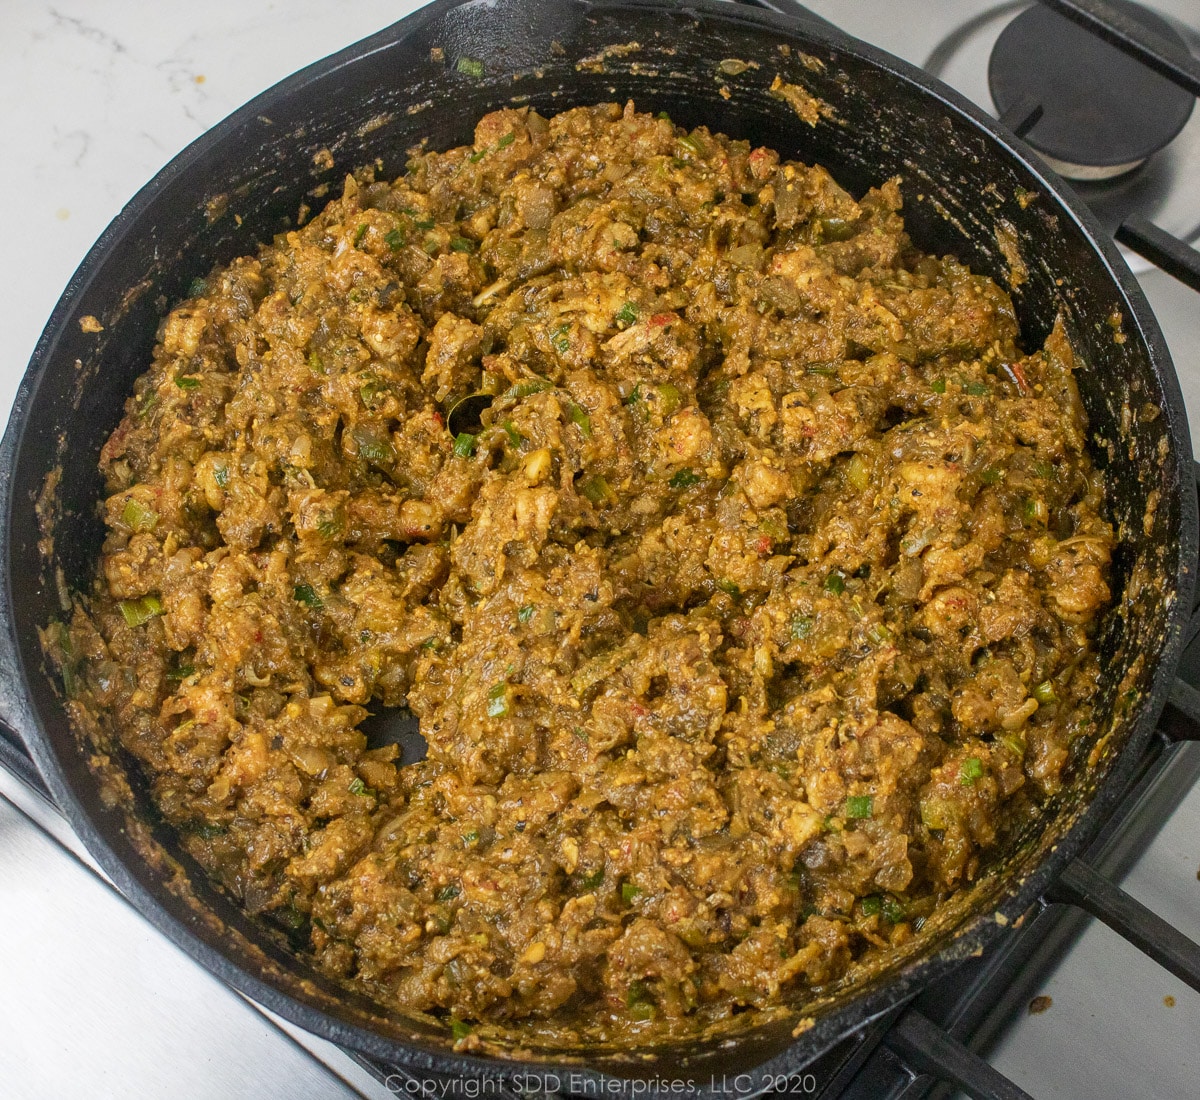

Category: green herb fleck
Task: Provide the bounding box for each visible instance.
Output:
[414,217,436,231]
[437,882,462,902]
[677,132,705,156]
[450,236,474,253]
[353,222,369,246]
[964,380,990,397]
[469,148,488,164]
[175,375,201,391]
[791,614,814,641]
[980,466,1004,486]
[348,777,378,798]
[861,895,883,916]
[187,276,208,298]
[453,431,477,458]
[669,468,701,489]
[579,868,605,890]
[551,323,571,355]
[931,378,946,394]
[167,663,196,683]
[960,757,984,785]
[307,351,326,375]
[384,227,406,251]
[501,419,523,447]
[293,584,324,611]
[455,56,485,77]
[517,605,535,624]
[450,1018,472,1041]
[845,794,873,819]
[615,302,638,326]
[487,682,510,718]
[1033,459,1055,480]
[497,132,515,148]
[715,579,741,598]
[882,897,906,923]
[462,829,480,844]
[506,378,551,399]
[824,572,846,596]
[214,464,230,488]
[621,881,643,904]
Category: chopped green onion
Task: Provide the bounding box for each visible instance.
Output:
[1022,496,1048,525]
[119,595,163,628]
[964,381,990,397]
[567,402,592,439]
[657,111,671,121]
[213,464,230,488]
[462,829,480,844]
[187,276,208,297]
[621,882,643,904]
[1032,680,1058,706]
[502,419,523,447]
[175,375,201,390]
[845,794,873,819]
[352,429,396,469]
[791,614,814,640]
[715,579,740,598]
[414,217,436,231]
[999,733,1026,757]
[615,302,638,326]
[450,1019,472,1041]
[931,378,946,394]
[881,897,906,923]
[824,572,845,596]
[960,757,984,785]
[1032,459,1055,480]
[307,351,326,375]
[487,682,509,718]
[166,663,196,683]
[497,132,515,148]
[980,466,1004,486]
[669,468,701,489]
[384,227,406,250]
[436,882,462,902]
[359,378,384,407]
[655,383,683,417]
[866,622,893,646]
[450,236,475,252]
[353,223,369,246]
[455,56,485,77]
[453,432,477,458]
[551,324,571,355]
[861,895,883,916]
[581,475,614,505]
[121,498,159,533]
[506,378,551,399]
[627,979,652,1007]
[806,364,838,378]
[625,384,643,405]
[293,584,324,610]
[517,605,535,624]
[846,453,870,491]
[579,868,604,889]
[677,132,705,156]
[469,148,488,164]
[348,777,377,797]
[316,513,342,539]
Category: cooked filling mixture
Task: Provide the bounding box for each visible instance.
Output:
[49,103,1114,1046]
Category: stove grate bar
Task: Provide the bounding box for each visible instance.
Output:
[1036,0,1200,98]
[882,1009,1034,1100]
[1047,857,1200,994]
[1116,215,1200,295]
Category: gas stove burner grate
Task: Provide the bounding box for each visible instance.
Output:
[988,0,1194,180]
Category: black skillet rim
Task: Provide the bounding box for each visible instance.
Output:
[0,0,1194,1090]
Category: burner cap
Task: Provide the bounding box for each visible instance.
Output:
[988,1,1195,180]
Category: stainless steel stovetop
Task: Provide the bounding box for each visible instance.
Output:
[2,3,1200,1098]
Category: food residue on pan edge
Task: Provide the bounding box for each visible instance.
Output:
[1028,995,1053,1014]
